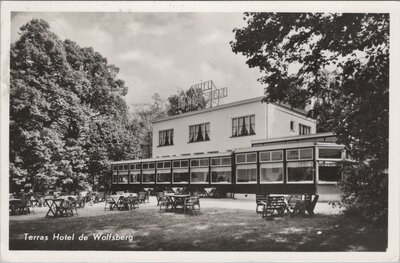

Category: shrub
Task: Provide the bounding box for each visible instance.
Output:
[338,161,388,226]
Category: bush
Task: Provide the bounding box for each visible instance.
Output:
[338,161,388,226]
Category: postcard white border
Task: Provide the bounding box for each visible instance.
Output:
[1,1,399,262]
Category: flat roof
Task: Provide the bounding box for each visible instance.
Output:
[251,132,336,145]
[111,151,232,165]
[152,96,310,124]
[236,141,344,153]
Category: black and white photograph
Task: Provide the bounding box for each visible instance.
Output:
[1,1,399,262]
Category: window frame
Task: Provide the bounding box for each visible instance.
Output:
[231,114,256,137]
[158,129,174,147]
[298,124,311,135]
[188,122,210,143]
[211,166,232,184]
[286,161,314,184]
[235,163,258,184]
[172,168,189,184]
[317,161,342,184]
[259,150,283,163]
[235,152,258,164]
[190,167,209,184]
[260,162,284,184]
[286,148,313,161]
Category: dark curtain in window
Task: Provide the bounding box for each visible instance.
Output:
[165,130,169,145]
[242,117,249,135]
[197,124,204,141]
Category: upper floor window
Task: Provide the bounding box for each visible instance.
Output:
[290,121,294,131]
[159,129,174,146]
[232,115,255,137]
[189,123,210,143]
[299,124,311,135]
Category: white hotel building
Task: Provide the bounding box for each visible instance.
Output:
[111,96,344,200]
[152,96,316,158]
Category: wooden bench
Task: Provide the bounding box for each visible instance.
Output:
[287,194,319,216]
[262,196,287,218]
[256,194,269,213]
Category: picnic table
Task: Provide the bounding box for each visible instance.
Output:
[259,194,319,219]
[108,194,138,211]
[164,194,190,212]
[45,196,78,218]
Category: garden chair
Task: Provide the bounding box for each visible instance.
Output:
[125,196,139,210]
[65,197,79,216]
[262,196,287,219]
[305,194,319,216]
[116,196,128,210]
[256,193,269,213]
[287,194,305,215]
[104,196,116,211]
[183,197,200,215]
[155,192,164,206]
[138,192,147,204]
[159,196,172,211]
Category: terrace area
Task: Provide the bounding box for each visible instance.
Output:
[9,197,387,251]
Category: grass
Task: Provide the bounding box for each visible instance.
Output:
[9,207,387,251]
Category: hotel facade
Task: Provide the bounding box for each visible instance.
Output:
[110,96,344,200]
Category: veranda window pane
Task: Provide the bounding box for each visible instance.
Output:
[300,148,313,159]
[118,172,128,184]
[271,151,283,161]
[211,158,221,166]
[236,164,257,183]
[260,151,271,162]
[211,167,232,183]
[130,172,140,183]
[287,161,313,182]
[191,159,200,167]
[236,154,246,163]
[200,159,209,167]
[319,148,342,159]
[190,168,209,183]
[156,169,171,183]
[181,160,189,167]
[246,153,257,163]
[318,162,341,182]
[142,171,155,183]
[287,150,299,160]
[260,163,283,183]
[173,168,189,183]
[221,157,231,166]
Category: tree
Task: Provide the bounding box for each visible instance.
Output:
[231,13,389,223]
[131,93,167,158]
[10,19,138,193]
[231,12,388,165]
[167,87,207,116]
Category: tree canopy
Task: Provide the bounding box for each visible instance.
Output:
[167,87,207,116]
[10,19,140,193]
[231,13,389,167]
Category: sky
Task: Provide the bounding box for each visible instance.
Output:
[11,12,265,109]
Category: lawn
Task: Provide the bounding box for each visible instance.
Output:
[9,207,387,251]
